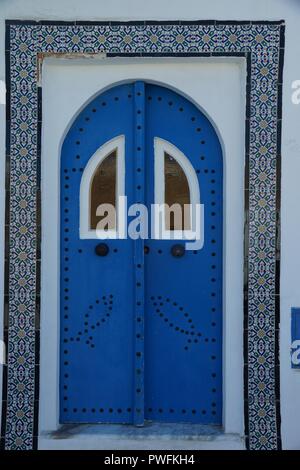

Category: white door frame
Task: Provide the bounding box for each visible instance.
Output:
[39,56,246,443]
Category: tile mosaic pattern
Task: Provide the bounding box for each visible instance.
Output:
[2,21,284,450]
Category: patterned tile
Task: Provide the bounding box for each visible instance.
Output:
[2,21,284,450]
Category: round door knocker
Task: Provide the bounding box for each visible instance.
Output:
[95,243,109,257]
[171,244,185,258]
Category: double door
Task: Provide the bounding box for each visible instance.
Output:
[60,82,223,425]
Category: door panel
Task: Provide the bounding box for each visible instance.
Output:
[60,84,136,423]
[144,85,223,424]
[60,82,223,425]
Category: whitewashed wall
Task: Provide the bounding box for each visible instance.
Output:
[0,0,300,450]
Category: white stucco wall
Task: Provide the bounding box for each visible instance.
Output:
[1,0,300,450]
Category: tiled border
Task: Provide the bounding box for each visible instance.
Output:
[1,20,285,450]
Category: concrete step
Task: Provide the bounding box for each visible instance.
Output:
[39,423,245,450]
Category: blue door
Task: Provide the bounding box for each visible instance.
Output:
[60,82,223,425]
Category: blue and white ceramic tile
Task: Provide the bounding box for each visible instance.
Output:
[2,21,284,450]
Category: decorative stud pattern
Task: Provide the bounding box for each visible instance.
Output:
[133,81,145,425]
[2,20,284,450]
[146,407,218,417]
[150,295,204,351]
[63,296,114,350]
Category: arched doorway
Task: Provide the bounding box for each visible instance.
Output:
[60,82,223,425]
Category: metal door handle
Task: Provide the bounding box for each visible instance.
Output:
[171,244,185,258]
[95,243,109,256]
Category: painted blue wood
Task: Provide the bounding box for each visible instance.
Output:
[291,308,300,369]
[60,84,137,423]
[133,81,146,425]
[144,84,223,424]
[60,82,223,425]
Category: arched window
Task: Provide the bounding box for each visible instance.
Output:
[164,152,191,230]
[90,150,116,230]
[80,135,125,238]
[154,137,200,239]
